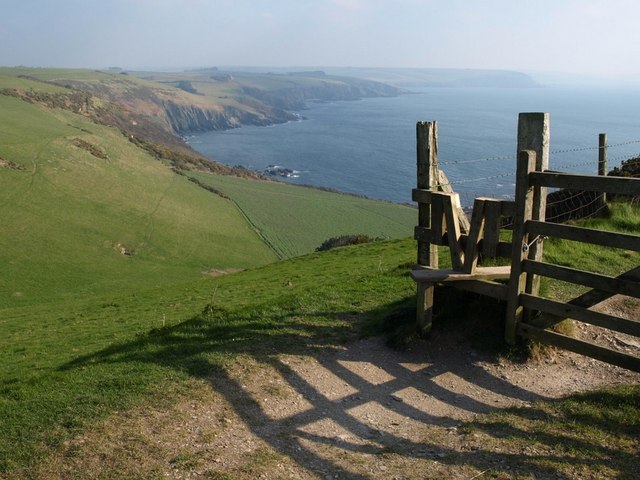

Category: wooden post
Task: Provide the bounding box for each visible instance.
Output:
[505,150,537,344]
[598,133,608,205]
[517,113,549,298]
[416,122,439,335]
[417,121,439,268]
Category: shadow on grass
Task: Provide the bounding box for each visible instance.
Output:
[56,292,638,479]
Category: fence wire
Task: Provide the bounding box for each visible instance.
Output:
[429,138,640,190]
[424,136,640,222]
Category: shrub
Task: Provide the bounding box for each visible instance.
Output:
[315,234,372,252]
[609,156,640,178]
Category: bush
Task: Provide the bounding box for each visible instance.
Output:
[315,234,372,252]
[609,156,640,178]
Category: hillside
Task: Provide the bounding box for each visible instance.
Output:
[0,67,404,141]
[0,91,277,307]
[0,70,415,308]
[322,66,540,88]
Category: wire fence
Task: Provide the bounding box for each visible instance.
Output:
[431,135,640,223]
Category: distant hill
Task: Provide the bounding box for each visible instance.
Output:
[322,67,540,88]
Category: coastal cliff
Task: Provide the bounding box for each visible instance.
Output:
[162,74,403,134]
[162,100,297,133]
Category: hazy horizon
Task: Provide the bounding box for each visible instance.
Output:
[2,0,639,85]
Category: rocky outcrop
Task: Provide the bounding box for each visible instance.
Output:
[162,100,297,134]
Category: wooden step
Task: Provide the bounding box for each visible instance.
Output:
[410,266,511,283]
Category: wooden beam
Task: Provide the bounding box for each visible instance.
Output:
[529,171,640,195]
[463,198,486,273]
[518,113,549,299]
[443,193,465,270]
[523,260,640,298]
[430,194,445,244]
[417,121,439,269]
[416,121,438,334]
[520,293,640,337]
[527,220,640,252]
[410,266,511,283]
[453,280,509,301]
[482,198,503,258]
[505,149,537,344]
[528,266,640,329]
[518,323,640,372]
[438,169,470,234]
[412,188,433,204]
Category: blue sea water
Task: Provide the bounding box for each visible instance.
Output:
[188,87,640,205]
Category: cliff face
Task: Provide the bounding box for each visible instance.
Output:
[162,101,297,134]
[164,78,402,134]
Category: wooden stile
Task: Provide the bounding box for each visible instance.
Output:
[410,113,639,371]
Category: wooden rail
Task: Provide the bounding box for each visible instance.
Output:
[504,132,640,371]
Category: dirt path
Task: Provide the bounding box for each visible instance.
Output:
[36,297,639,480]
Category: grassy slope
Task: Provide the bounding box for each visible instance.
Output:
[0,237,418,473]
[1,202,639,475]
[0,91,277,308]
[190,172,416,258]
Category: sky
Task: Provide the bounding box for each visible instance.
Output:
[1,0,639,82]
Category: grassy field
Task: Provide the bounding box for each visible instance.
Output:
[0,237,418,473]
[1,206,639,475]
[190,172,416,258]
[0,93,277,308]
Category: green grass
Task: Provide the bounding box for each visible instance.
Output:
[0,237,418,473]
[0,94,277,308]
[541,201,640,302]
[462,384,640,479]
[190,172,416,258]
[2,225,638,476]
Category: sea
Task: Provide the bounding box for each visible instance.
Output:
[187,86,640,206]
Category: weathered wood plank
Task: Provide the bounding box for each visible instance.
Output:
[523,260,640,298]
[414,226,430,243]
[430,194,445,244]
[410,266,511,283]
[528,266,640,329]
[527,220,640,251]
[416,282,434,336]
[482,199,502,258]
[416,121,439,269]
[443,193,465,270]
[463,198,486,273]
[518,323,640,372]
[439,169,470,234]
[501,201,516,218]
[529,171,640,195]
[505,149,537,344]
[412,188,432,204]
[520,293,640,337]
[453,280,509,301]
[518,113,549,300]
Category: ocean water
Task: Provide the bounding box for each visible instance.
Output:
[188,87,640,205]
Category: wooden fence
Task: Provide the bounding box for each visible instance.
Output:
[505,148,640,371]
[412,113,640,371]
